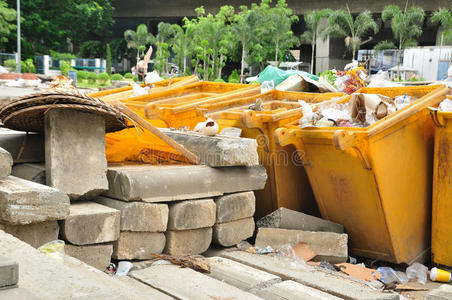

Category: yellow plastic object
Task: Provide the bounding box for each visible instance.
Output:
[430,106,452,267]
[274,85,450,264]
[210,91,344,218]
[88,75,199,102]
[122,82,259,129]
[38,240,65,263]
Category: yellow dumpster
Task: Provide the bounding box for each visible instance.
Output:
[274,85,450,263]
[123,82,260,128]
[88,75,199,102]
[430,101,452,267]
[209,91,344,218]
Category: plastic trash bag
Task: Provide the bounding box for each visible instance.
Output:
[377,267,408,284]
[439,98,452,112]
[298,100,317,128]
[258,65,318,87]
[38,240,65,263]
[406,262,428,285]
[145,70,163,84]
[261,80,275,93]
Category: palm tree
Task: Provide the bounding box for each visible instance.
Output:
[170,20,195,76]
[432,6,452,46]
[124,24,154,65]
[374,1,424,77]
[300,9,332,74]
[375,1,425,51]
[323,5,378,60]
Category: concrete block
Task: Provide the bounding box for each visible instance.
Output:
[11,163,45,184]
[116,276,175,300]
[0,221,59,248]
[167,199,216,230]
[60,201,120,245]
[113,232,166,260]
[129,264,263,300]
[45,109,108,200]
[164,228,212,256]
[65,243,113,271]
[219,251,398,300]
[95,196,168,232]
[0,256,18,288]
[213,217,255,247]
[0,148,12,179]
[161,128,259,167]
[256,207,344,233]
[256,280,342,300]
[215,192,255,223]
[0,129,44,163]
[205,256,281,292]
[426,284,452,300]
[0,229,165,299]
[0,176,69,225]
[0,288,40,300]
[255,228,348,263]
[104,164,267,202]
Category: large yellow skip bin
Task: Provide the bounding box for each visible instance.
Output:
[123,82,259,128]
[429,104,452,267]
[274,85,450,263]
[209,91,344,218]
[88,75,199,102]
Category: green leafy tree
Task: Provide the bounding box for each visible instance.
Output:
[106,43,111,75]
[431,5,452,46]
[375,2,425,51]
[124,24,154,66]
[5,0,114,57]
[154,22,172,75]
[78,40,105,58]
[0,0,16,46]
[300,9,332,74]
[323,5,378,60]
[266,0,299,63]
[170,19,195,75]
[232,5,260,82]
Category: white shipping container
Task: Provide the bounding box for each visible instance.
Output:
[403,46,452,81]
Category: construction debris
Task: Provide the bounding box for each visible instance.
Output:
[151,253,210,273]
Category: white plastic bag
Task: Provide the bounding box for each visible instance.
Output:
[261,80,275,93]
[145,70,163,84]
[298,100,316,127]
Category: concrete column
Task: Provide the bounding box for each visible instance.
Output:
[315,18,330,74]
[43,55,50,76]
[95,58,101,74]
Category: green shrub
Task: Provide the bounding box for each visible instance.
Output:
[124,72,133,79]
[50,51,76,61]
[133,75,139,82]
[98,72,110,82]
[23,59,36,73]
[76,70,87,80]
[111,74,123,80]
[4,59,16,71]
[60,61,73,75]
[87,72,98,83]
[228,69,240,83]
[213,78,225,83]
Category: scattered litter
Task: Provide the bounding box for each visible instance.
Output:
[406,262,428,284]
[318,261,336,272]
[145,70,163,84]
[438,97,452,112]
[348,256,357,264]
[394,284,428,291]
[430,267,451,282]
[377,267,408,285]
[38,240,65,263]
[47,75,75,90]
[150,253,210,273]
[336,263,381,282]
[132,83,150,96]
[115,261,133,276]
[277,242,316,262]
[219,127,242,137]
[248,99,264,111]
[106,262,116,275]
[261,80,275,93]
[236,241,275,254]
[194,118,219,136]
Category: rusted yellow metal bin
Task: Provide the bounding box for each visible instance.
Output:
[209,91,344,218]
[274,85,450,263]
[430,102,452,267]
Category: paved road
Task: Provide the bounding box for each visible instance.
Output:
[0,87,39,99]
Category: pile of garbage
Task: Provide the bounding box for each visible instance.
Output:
[299,93,417,128]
